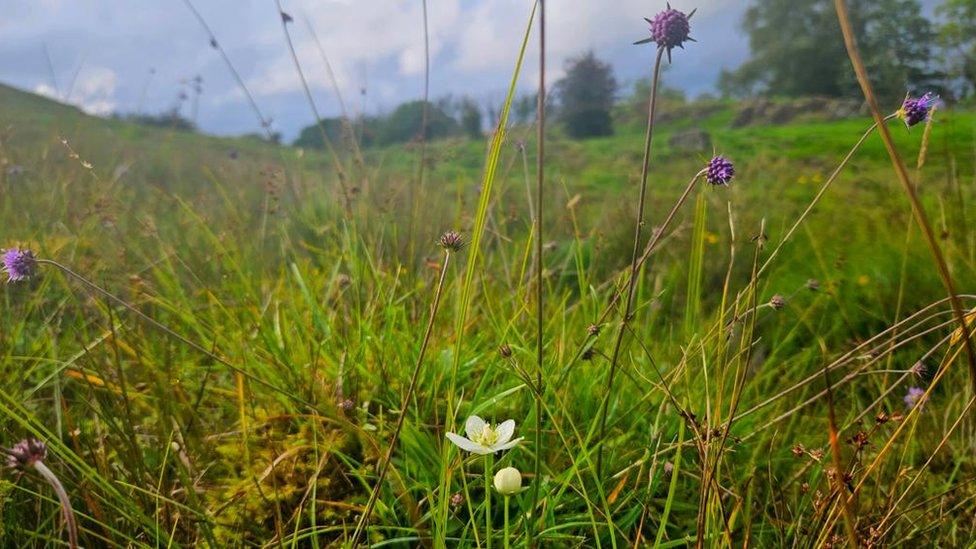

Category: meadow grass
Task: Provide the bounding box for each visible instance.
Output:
[1,9,976,545]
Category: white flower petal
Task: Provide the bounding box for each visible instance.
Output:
[494,419,516,444]
[446,432,491,454]
[465,415,486,439]
[494,437,523,452]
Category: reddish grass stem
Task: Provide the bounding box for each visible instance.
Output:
[596,45,665,476]
[33,460,78,549]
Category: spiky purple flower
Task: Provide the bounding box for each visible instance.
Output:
[5,438,47,470]
[705,155,735,186]
[438,231,464,253]
[899,93,936,127]
[3,248,38,282]
[645,4,693,60]
[904,386,925,410]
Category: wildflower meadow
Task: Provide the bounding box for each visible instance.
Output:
[2,0,976,546]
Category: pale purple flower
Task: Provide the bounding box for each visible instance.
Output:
[899,93,936,127]
[904,386,925,410]
[706,156,735,186]
[5,438,47,470]
[3,248,38,282]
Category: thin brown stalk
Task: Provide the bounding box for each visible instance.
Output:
[833,0,976,391]
[274,0,352,216]
[180,0,275,141]
[822,364,859,548]
[350,248,453,547]
[595,46,665,477]
[407,0,432,261]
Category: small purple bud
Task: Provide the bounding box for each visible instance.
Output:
[899,93,936,127]
[3,248,38,282]
[705,156,735,186]
[649,6,691,55]
[5,438,47,470]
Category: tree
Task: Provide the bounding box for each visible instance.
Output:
[376,100,460,146]
[937,0,976,98]
[458,97,482,139]
[720,0,939,105]
[554,51,617,139]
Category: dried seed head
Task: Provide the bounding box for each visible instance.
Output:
[438,231,464,252]
[805,278,820,292]
[909,361,925,377]
[769,294,787,310]
[874,411,889,424]
[498,344,513,359]
[586,324,601,336]
[791,443,805,458]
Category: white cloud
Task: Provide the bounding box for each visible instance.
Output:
[34,66,118,115]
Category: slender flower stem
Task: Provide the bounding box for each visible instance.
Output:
[485,453,494,549]
[36,259,313,408]
[33,460,78,549]
[504,495,511,549]
[531,0,546,544]
[833,0,976,391]
[596,44,666,476]
[350,250,453,547]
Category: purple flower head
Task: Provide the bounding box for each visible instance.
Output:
[903,386,925,410]
[438,231,464,253]
[642,4,694,61]
[5,438,47,470]
[705,155,735,186]
[3,248,38,282]
[899,92,936,127]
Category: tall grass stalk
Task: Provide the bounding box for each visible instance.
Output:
[349,247,454,547]
[596,46,665,476]
[833,0,976,390]
[531,0,546,543]
[437,3,536,543]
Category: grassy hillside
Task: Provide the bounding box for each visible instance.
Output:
[2,81,976,546]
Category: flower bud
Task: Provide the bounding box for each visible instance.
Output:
[493,466,522,495]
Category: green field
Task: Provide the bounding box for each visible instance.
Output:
[2,76,976,547]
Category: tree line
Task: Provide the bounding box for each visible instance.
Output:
[293,0,974,146]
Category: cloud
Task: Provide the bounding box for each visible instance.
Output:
[0,0,751,138]
[34,65,118,115]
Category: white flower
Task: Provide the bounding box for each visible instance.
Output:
[446,415,522,455]
[493,466,522,495]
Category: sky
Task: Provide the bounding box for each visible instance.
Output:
[1,0,750,141]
